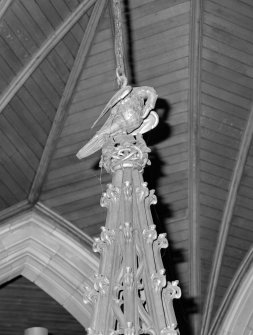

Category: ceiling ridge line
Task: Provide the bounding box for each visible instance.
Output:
[0,0,97,115]
[188,0,203,333]
[28,0,108,205]
[201,104,253,335]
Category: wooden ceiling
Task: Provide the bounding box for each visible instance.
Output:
[0,0,253,334]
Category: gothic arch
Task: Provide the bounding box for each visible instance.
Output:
[210,248,253,335]
[0,207,99,328]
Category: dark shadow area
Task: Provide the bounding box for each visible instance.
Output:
[144,98,171,146]
[144,101,197,335]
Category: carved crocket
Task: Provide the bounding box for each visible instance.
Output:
[77,86,158,159]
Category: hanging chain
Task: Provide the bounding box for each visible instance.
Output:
[112,0,127,87]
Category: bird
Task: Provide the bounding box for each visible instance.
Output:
[76,85,158,160]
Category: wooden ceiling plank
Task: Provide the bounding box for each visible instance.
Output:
[32,68,61,103]
[0,180,18,205]
[201,105,253,335]
[0,0,97,115]
[202,69,253,100]
[203,36,253,68]
[14,2,71,84]
[0,146,31,193]
[37,0,80,57]
[204,11,253,44]
[0,163,26,200]
[202,93,248,119]
[17,87,51,132]
[28,0,108,204]
[0,36,22,74]
[0,129,34,180]
[1,115,39,170]
[4,106,43,159]
[202,83,250,110]
[11,1,45,43]
[0,0,12,21]
[205,0,253,32]
[4,11,67,99]
[1,19,31,65]
[202,105,246,131]
[24,79,55,122]
[9,97,47,145]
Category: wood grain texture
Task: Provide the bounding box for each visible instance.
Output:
[199,1,253,331]
[29,0,108,204]
[0,276,85,335]
[0,0,96,114]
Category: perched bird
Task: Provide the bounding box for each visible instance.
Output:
[76,86,158,160]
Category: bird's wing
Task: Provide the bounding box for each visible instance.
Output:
[76,113,121,159]
[76,133,105,159]
[91,85,132,128]
[131,111,159,135]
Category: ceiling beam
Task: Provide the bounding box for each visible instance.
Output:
[188,0,203,333]
[28,0,108,204]
[0,0,12,20]
[0,0,97,114]
[201,104,253,335]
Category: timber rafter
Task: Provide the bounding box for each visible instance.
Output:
[28,0,108,204]
[0,0,12,21]
[0,0,97,115]
[188,0,203,333]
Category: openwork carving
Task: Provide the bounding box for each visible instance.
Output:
[83,138,181,335]
[100,134,151,173]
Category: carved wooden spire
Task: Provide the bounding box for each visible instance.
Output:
[81,129,181,335]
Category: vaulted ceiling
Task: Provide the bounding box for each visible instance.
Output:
[0,0,253,334]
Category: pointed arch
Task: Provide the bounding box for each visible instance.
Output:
[0,207,98,328]
[210,248,253,335]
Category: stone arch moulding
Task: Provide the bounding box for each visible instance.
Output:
[0,204,99,328]
[210,247,253,335]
